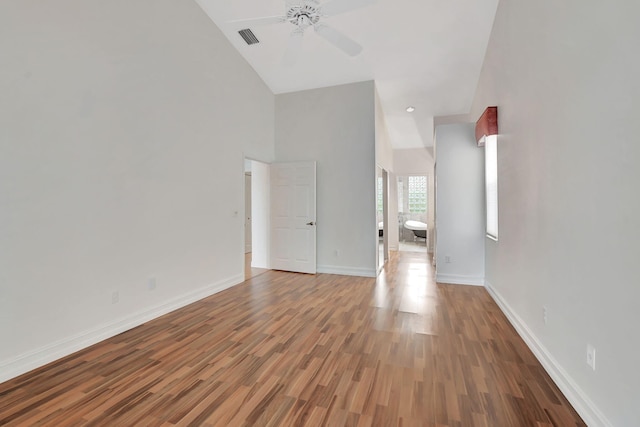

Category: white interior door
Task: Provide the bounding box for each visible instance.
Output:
[270,162,316,274]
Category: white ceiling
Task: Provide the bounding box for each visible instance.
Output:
[195,0,498,149]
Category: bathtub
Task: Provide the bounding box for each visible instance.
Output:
[404,220,427,239]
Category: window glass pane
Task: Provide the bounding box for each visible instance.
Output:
[485,135,498,240]
[397,178,404,213]
[398,176,404,213]
[408,176,427,213]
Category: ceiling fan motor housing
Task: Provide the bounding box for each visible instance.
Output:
[286,0,321,27]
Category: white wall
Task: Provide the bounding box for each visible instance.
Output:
[434,124,485,285]
[470,1,640,425]
[393,148,436,252]
[0,0,274,382]
[275,81,376,277]
[250,160,270,269]
[374,87,396,253]
[374,88,394,172]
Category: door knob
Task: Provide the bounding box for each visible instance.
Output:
[306,221,316,226]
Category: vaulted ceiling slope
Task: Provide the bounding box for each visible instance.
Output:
[195,0,499,149]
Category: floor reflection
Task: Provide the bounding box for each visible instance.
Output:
[374,251,438,335]
[399,241,427,253]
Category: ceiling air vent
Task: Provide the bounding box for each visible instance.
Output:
[238,29,259,45]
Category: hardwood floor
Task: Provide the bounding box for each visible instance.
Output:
[0,251,585,426]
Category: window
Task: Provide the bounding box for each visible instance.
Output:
[408,176,427,213]
[397,176,427,214]
[485,135,498,240]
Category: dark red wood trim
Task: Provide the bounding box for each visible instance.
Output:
[475,106,498,146]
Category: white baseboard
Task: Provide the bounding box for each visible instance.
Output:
[485,281,613,427]
[0,274,243,384]
[435,273,485,286]
[317,264,376,278]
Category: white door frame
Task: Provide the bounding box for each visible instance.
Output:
[244,172,252,254]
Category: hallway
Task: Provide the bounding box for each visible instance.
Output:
[0,252,584,426]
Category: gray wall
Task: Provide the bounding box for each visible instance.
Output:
[275,81,377,277]
[470,0,640,425]
[434,124,485,285]
[0,0,274,381]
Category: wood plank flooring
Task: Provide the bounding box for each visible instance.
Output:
[0,251,585,426]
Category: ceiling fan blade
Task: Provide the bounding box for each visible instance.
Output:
[314,24,363,56]
[283,30,305,66]
[229,15,287,27]
[320,0,376,16]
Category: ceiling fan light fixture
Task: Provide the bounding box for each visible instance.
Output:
[286,1,321,27]
[406,106,415,113]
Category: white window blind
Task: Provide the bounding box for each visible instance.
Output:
[485,135,498,240]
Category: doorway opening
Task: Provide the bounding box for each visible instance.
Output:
[244,158,270,279]
[243,158,318,279]
[397,175,428,253]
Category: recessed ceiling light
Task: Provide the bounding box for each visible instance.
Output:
[406,106,415,113]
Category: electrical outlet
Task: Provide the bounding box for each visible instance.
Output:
[543,306,548,325]
[586,344,596,371]
[445,256,451,263]
[148,277,156,291]
[111,291,119,304]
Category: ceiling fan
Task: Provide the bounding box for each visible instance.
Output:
[231,0,376,65]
